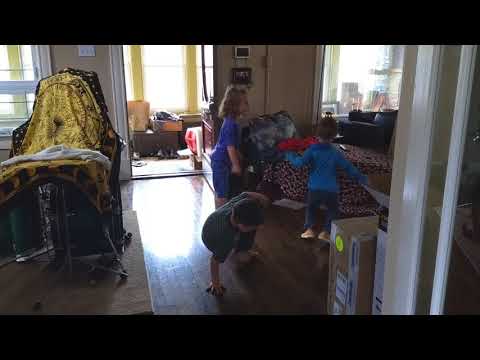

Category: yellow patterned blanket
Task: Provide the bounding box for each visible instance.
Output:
[0,69,118,213]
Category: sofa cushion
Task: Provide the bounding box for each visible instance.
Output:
[374,110,397,145]
[348,111,376,123]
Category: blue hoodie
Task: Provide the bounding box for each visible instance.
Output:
[286,143,367,193]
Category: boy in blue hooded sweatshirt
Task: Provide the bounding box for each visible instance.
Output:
[286,114,368,241]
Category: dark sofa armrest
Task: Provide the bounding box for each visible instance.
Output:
[338,120,385,148]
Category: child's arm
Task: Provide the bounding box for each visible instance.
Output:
[336,151,368,185]
[207,255,226,296]
[285,148,313,168]
[227,146,242,175]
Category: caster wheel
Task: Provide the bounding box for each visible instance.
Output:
[127,233,132,239]
[109,258,119,267]
[125,236,132,246]
[33,301,42,311]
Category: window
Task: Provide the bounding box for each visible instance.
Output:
[321,45,405,115]
[123,45,214,114]
[143,45,187,112]
[0,45,40,133]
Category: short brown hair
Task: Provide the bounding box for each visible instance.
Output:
[316,113,337,141]
[218,85,248,119]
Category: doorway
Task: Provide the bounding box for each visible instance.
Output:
[121,45,214,179]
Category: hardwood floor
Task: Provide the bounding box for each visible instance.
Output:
[132,157,203,178]
[121,176,330,315]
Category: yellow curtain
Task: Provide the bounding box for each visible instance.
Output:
[129,45,144,101]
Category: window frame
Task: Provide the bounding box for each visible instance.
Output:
[124,45,213,115]
[320,45,405,116]
[0,45,51,146]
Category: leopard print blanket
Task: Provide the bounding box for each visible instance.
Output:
[259,144,392,218]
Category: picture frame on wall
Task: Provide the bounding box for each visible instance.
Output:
[231,67,252,85]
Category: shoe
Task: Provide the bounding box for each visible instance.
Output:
[165,147,174,159]
[156,149,165,159]
[318,231,331,242]
[301,228,316,239]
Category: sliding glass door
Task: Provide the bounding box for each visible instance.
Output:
[428,46,480,314]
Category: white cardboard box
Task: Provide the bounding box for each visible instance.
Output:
[363,174,391,315]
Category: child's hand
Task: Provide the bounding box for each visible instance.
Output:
[206,282,226,296]
[362,176,371,187]
[232,164,242,176]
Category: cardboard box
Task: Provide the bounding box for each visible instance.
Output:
[363,174,391,315]
[328,216,379,315]
[153,120,183,132]
[127,101,150,131]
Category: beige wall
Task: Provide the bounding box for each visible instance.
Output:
[51,45,317,136]
[215,45,317,136]
[50,45,117,128]
[215,45,268,118]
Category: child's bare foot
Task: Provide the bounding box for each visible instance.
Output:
[318,231,330,242]
[301,228,316,239]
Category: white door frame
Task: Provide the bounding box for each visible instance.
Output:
[312,45,325,128]
[383,45,444,314]
[35,45,53,79]
[109,45,132,180]
[430,45,478,314]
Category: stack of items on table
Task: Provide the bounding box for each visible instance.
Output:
[151,111,183,132]
[327,174,391,315]
[127,104,185,158]
[150,111,183,159]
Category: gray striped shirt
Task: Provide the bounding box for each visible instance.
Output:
[201,192,250,262]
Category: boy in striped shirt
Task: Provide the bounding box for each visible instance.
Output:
[202,192,270,296]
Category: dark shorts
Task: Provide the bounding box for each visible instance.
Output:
[212,162,243,199]
[212,164,230,198]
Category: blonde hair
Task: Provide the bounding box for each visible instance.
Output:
[218,85,248,119]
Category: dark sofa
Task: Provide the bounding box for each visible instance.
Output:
[337,110,398,149]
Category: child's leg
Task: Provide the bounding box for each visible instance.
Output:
[323,192,339,234]
[233,230,258,264]
[212,164,230,209]
[304,190,321,230]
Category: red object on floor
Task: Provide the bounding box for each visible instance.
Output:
[277,137,318,152]
[185,128,198,155]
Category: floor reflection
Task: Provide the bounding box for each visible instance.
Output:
[132,176,214,259]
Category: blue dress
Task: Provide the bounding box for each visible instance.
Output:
[211,117,239,198]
